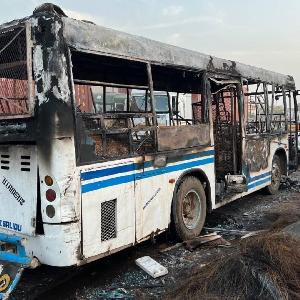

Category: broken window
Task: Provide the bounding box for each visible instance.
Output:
[245,82,268,134]
[244,82,287,134]
[268,85,287,133]
[151,65,210,151]
[0,24,33,117]
[71,51,156,164]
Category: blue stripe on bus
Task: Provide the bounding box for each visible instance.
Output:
[82,157,214,193]
[81,163,136,181]
[248,176,271,189]
[81,150,215,181]
[248,171,272,183]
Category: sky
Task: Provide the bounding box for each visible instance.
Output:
[1,0,300,87]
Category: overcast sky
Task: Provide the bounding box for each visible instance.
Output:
[1,0,300,87]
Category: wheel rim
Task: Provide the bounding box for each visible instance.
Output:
[182,189,202,230]
[271,161,281,187]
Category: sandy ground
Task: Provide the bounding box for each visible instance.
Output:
[11,171,300,300]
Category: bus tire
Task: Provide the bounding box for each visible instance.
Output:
[265,154,282,195]
[172,176,206,241]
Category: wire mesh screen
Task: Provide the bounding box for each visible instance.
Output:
[101,199,117,242]
[0,26,29,116]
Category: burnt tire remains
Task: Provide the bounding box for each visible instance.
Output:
[265,154,282,195]
[172,176,206,241]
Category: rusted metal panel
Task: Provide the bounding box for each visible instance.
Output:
[245,137,270,172]
[62,17,295,90]
[157,124,210,151]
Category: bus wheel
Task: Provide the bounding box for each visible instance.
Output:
[265,155,282,195]
[172,176,206,241]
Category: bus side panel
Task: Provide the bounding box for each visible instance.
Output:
[135,149,215,242]
[80,159,136,259]
[216,134,289,208]
[245,134,288,193]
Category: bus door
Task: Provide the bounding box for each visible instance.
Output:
[210,78,245,195]
[80,159,136,259]
[288,91,299,171]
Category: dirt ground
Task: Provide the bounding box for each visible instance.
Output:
[11,171,300,300]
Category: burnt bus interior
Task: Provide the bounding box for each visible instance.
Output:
[71,51,210,165]
[71,50,298,199]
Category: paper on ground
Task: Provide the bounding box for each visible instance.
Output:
[135,256,168,278]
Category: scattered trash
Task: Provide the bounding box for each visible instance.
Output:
[135,256,168,278]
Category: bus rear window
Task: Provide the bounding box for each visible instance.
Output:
[0,25,32,117]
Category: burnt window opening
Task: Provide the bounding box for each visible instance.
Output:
[244,82,287,135]
[0,25,32,117]
[71,51,156,164]
[71,51,212,164]
[151,65,209,126]
[150,65,211,152]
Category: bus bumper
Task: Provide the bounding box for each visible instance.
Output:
[0,233,32,300]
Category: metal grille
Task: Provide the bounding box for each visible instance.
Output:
[20,155,30,172]
[101,199,117,242]
[0,154,10,170]
[0,26,29,116]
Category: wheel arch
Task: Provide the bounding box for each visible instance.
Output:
[172,168,212,213]
[274,147,288,175]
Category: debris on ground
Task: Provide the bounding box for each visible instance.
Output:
[11,171,300,300]
[165,231,300,300]
[135,256,168,278]
[159,243,183,253]
[93,288,134,299]
[241,229,268,239]
[183,234,223,251]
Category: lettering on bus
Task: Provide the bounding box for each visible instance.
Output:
[0,220,22,232]
[2,177,25,206]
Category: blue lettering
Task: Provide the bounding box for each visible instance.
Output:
[0,219,22,232]
[13,223,22,232]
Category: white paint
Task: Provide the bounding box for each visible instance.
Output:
[0,145,37,236]
[81,160,135,258]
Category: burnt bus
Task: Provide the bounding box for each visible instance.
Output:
[0,4,298,298]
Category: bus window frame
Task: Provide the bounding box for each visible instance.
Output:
[244,81,288,136]
[69,50,212,166]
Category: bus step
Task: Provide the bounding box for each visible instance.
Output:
[225,175,248,193]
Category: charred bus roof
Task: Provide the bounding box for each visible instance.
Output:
[0,3,296,90]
